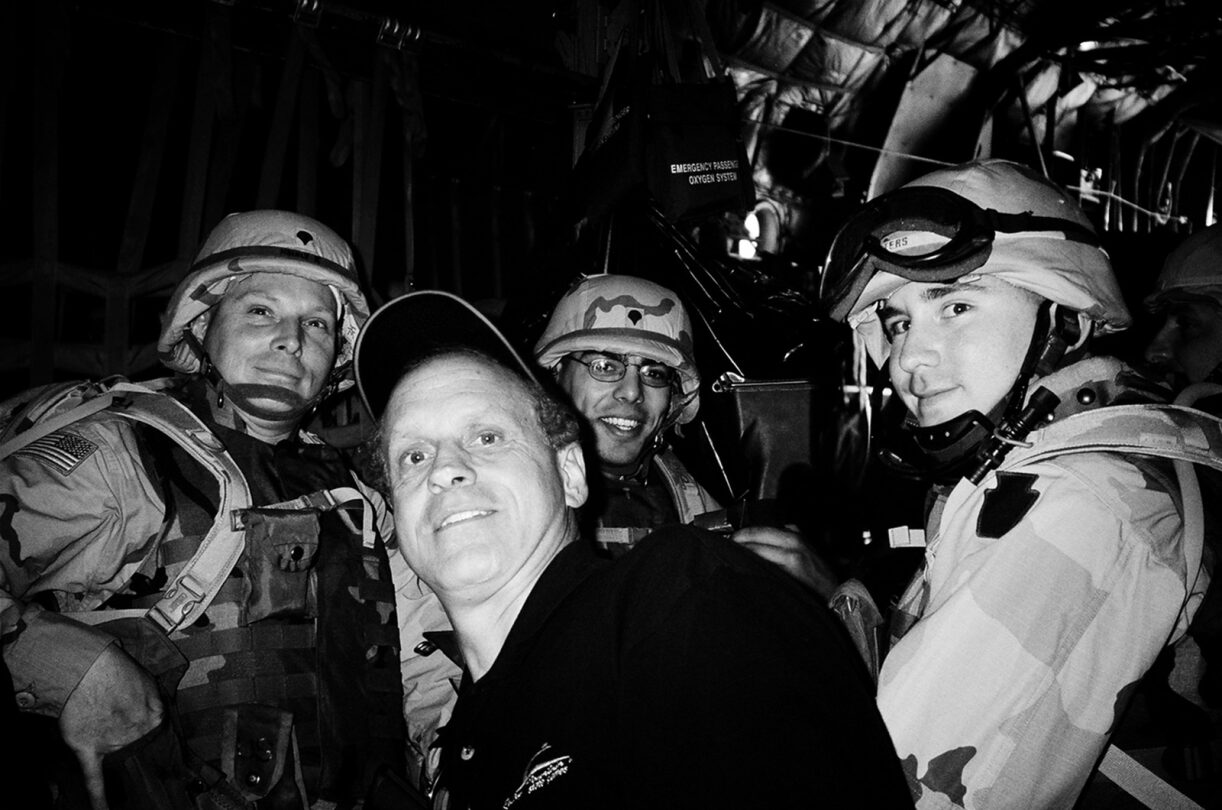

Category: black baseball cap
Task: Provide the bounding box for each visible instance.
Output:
[355,290,538,419]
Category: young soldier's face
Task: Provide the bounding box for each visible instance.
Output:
[557,352,672,467]
[880,276,1042,427]
[1143,298,1222,387]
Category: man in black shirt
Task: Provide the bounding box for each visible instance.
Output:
[356,291,913,810]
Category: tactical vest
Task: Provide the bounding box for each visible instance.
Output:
[595,448,720,550]
[1,378,405,807]
[147,412,403,806]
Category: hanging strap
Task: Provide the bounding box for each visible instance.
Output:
[679,0,725,77]
[594,526,654,549]
[0,393,118,460]
[1096,746,1205,810]
[0,378,177,462]
[107,390,253,633]
[236,485,377,551]
[653,448,720,524]
[999,400,1222,609]
[12,381,384,635]
[998,402,1222,473]
[0,381,252,633]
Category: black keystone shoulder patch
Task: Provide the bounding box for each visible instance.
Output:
[976,472,1040,539]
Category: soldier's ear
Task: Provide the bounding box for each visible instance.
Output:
[556,441,588,509]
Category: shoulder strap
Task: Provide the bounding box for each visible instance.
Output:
[998,402,1220,583]
[1097,745,1204,810]
[107,389,253,633]
[999,403,1222,475]
[0,393,118,461]
[12,380,383,632]
[243,485,376,551]
[999,401,1218,810]
[0,378,251,632]
[653,448,720,524]
[594,526,654,549]
[0,377,177,461]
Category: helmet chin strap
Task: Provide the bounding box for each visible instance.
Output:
[881,300,1076,484]
[602,429,667,484]
[216,383,315,423]
[182,331,325,428]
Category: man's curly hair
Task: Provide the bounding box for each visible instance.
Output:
[363,346,581,491]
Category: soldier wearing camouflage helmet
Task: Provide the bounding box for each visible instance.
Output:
[1143,222,1222,390]
[1,210,421,808]
[821,160,1213,808]
[535,275,700,472]
[1142,223,1222,756]
[157,208,370,431]
[535,274,837,596]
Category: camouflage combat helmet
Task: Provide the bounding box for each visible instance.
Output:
[1145,222,1222,311]
[821,160,1130,367]
[534,274,700,425]
[157,210,370,382]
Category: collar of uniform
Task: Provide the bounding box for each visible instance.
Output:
[1028,356,1168,422]
[180,377,336,456]
[600,450,655,484]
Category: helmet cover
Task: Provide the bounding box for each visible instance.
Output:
[534,274,700,424]
[1144,223,1222,310]
[829,160,1130,365]
[157,210,370,379]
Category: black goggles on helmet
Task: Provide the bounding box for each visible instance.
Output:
[819,186,1101,322]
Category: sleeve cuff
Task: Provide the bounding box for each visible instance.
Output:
[4,606,117,717]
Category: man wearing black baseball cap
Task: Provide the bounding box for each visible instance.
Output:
[357,291,912,810]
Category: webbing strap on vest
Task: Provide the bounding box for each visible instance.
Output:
[1000,402,1222,597]
[2,379,385,634]
[998,403,1222,474]
[595,451,719,549]
[594,527,654,548]
[1097,745,1205,810]
[238,485,377,551]
[997,401,1222,810]
[0,381,254,633]
[653,448,719,524]
[0,392,118,460]
[106,390,254,633]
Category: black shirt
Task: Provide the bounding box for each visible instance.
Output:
[435,525,913,809]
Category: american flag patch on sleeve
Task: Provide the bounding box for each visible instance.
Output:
[14,430,98,475]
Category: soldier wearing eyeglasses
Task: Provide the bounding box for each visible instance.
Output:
[534,274,837,597]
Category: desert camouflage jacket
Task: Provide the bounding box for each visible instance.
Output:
[876,357,1209,809]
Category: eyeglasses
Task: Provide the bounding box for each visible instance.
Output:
[564,352,676,388]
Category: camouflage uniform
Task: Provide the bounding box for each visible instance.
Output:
[390,549,462,789]
[1,210,454,810]
[1,378,409,806]
[877,357,1205,808]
